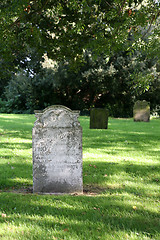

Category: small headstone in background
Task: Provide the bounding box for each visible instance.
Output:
[133,100,150,122]
[32,105,83,194]
[156,62,160,72]
[90,108,109,129]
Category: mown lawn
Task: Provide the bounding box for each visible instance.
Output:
[0,114,160,240]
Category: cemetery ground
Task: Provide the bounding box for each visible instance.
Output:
[0,114,160,240]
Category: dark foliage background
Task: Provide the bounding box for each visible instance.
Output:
[0,50,159,117]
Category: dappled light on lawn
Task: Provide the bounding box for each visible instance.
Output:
[0,114,160,240]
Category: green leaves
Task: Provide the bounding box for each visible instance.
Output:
[0,0,159,63]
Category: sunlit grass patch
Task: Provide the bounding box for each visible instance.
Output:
[0,114,160,239]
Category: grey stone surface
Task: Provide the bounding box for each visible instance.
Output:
[32,105,83,194]
[133,100,150,122]
[90,108,109,129]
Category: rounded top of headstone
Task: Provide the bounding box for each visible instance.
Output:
[134,100,150,109]
[34,105,80,128]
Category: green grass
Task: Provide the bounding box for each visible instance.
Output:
[0,114,160,240]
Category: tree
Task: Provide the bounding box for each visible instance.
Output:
[0,0,160,66]
[2,48,157,116]
[1,0,160,115]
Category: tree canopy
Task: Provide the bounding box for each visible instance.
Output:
[0,0,160,65]
[0,0,160,115]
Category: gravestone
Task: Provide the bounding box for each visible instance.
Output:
[133,100,150,122]
[90,108,109,129]
[32,105,83,194]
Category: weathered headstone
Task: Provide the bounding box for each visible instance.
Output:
[90,108,109,129]
[32,105,83,194]
[133,100,150,122]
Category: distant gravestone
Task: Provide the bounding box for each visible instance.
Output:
[90,108,109,129]
[133,100,150,122]
[32,105,83,194]
[156,62,160,72]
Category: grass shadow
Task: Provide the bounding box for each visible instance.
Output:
[0,115,159,239]
[0,193,159,239]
